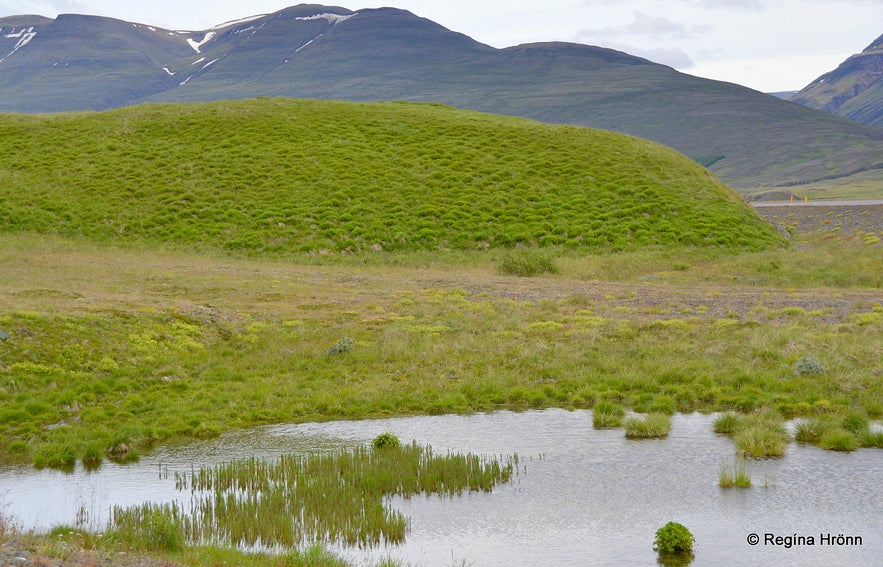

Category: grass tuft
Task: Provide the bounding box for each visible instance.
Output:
[716,409,790,458]
[592,401,626,428]
[733,426,789,458]
[718,458,752,488]
[497,250,559,277]
[794,410,875,451]
[713,412,742,436]
[817,428,861,452]
[624,413,671,439]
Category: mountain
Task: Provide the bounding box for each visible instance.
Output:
[791,34,883,127]
[0,5,881,192]
[0,13,187,111]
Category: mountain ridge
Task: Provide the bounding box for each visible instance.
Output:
[0,5,881,193]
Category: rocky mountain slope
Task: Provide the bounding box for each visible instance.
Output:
[791,34,883,127]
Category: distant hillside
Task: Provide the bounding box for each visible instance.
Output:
[0,99,784,253]
[792,34,883,127]
[0,5,880,192]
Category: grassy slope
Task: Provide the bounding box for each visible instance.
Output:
[0,98,782,253]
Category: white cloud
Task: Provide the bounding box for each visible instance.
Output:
[0,0,86,16]
[688,0,766,11]
[574,11,711,43]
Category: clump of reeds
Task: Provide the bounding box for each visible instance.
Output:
[592,401,625,428]
[31,442,76,470]
[793,409,875,452]
[860,429,883,448]
[624,413,671,439]
[818,428,861,452]
[114,441,516,550]
[712,412,742,436]
[718,458,752,488]
[714,409,790,458]
[109,503,185,552]
[734,426,788,458]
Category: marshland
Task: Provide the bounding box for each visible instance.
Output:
[0,99,880,565]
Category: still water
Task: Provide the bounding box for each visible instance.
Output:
[2,410,881,566]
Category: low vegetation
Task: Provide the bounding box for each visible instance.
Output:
[497,250,559,277]
[0,99,783,255]
[654,521,695,558]
[793,409,882,452]
[718,458,752,488]
[714,410,791,458]
[0,232,879,468]
[112,442,514,549]
[592,401,626,428]
[624,413,672,439]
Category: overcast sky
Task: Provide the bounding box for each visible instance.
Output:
[0,0,880,92]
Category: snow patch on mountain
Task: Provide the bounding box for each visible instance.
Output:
[0,26,36,64]
[187,31,215,53]
[295,13,356,25]
[295,34,323,54]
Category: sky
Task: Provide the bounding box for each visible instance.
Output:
[0,0,880,92]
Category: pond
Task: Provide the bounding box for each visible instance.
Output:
[1,410,881,566]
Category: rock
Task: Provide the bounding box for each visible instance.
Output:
[0,329,8,340]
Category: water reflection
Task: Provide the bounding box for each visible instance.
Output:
[657,553,694,567]
[1,410,881,567]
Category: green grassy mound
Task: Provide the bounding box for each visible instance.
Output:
[0,98,783,254]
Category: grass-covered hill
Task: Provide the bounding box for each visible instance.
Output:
[0,98,783,254]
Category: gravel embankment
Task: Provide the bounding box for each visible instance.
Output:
[752,203,882,238]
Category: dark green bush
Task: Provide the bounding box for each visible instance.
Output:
[654,521,695,555]
[372,432,400,449]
